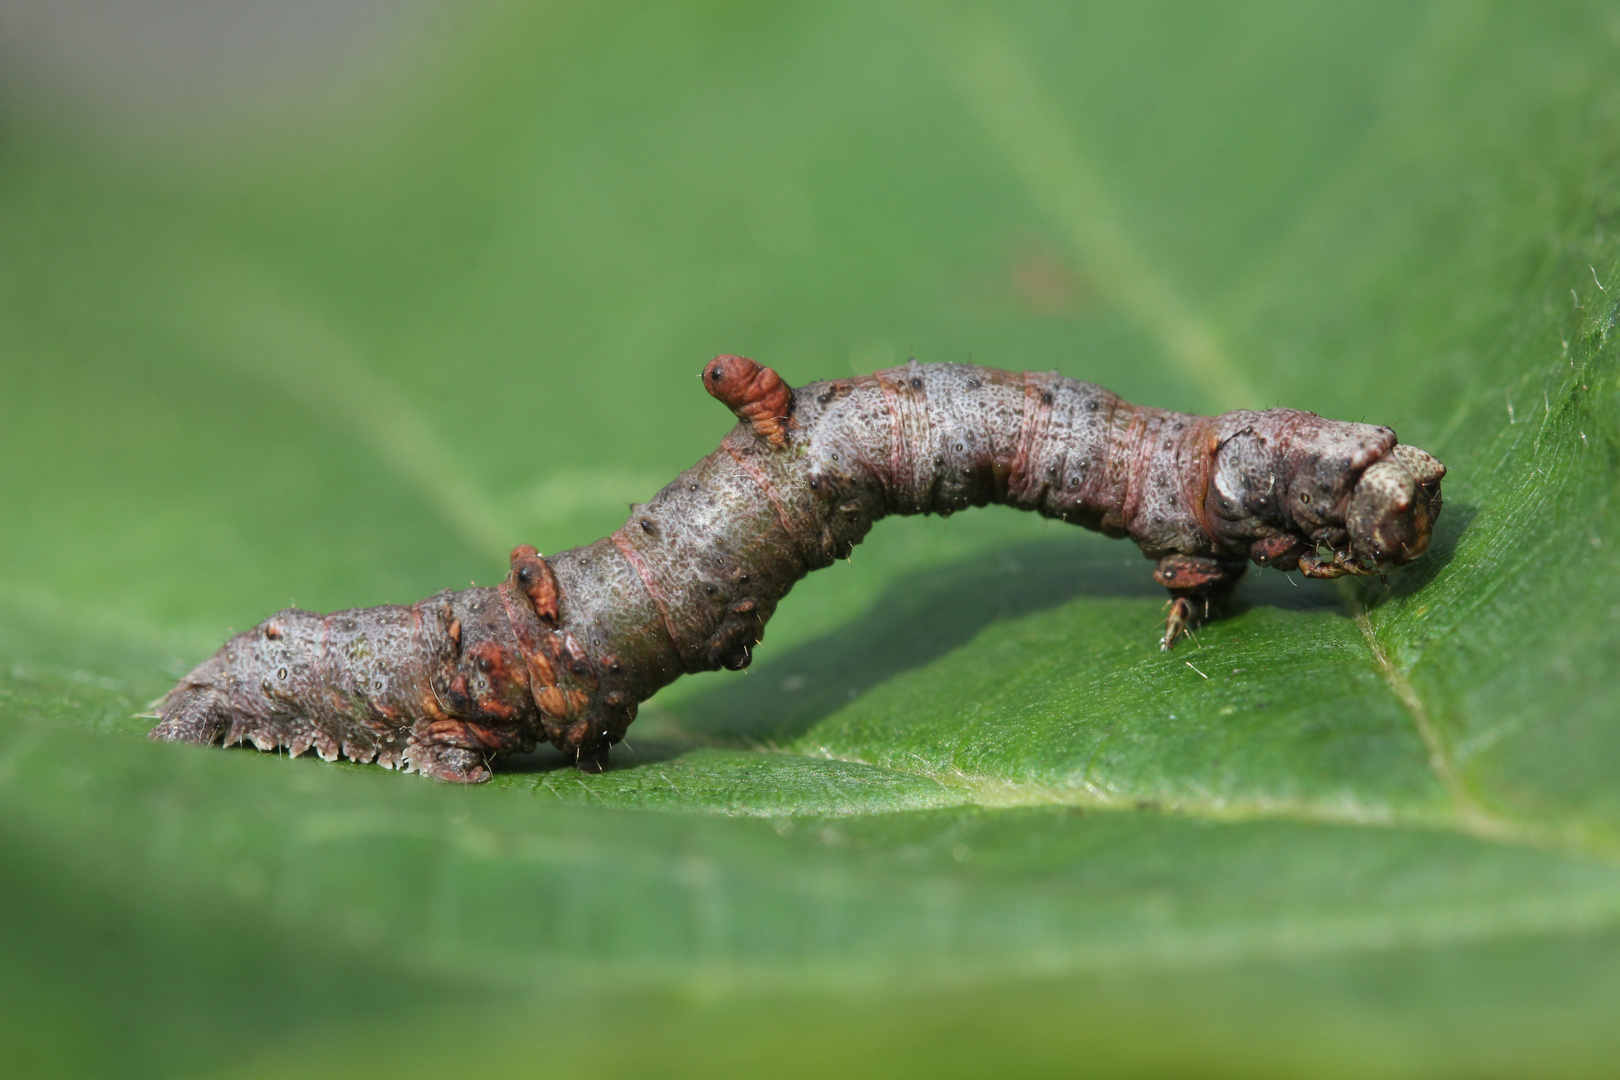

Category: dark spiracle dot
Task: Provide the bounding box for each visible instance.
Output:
[1300,493,1312,505]
[1042,391,1053,405]
[277,667,288,681]
[516,567,532,584]
[709,365,724,382]
[640,519,654,533]
[910,377,923,389]
[1086,400,1099,412]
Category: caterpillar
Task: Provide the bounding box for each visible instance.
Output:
[150,358,1445,781]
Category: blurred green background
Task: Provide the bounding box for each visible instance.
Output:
[3,1,1620,1076]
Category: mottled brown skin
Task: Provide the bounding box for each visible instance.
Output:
[151,358,1446,780]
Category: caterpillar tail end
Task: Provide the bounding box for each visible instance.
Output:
[147,679,232,746]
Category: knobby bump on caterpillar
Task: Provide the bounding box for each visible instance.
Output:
[151,357,1446,781]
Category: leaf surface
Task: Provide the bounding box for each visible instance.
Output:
[3,3,1620,1076]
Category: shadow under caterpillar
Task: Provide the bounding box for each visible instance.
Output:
[151,358,1445,781]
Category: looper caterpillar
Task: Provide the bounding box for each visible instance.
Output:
[151,358,1445,781]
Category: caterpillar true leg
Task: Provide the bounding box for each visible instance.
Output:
[1163,597,1198,653]
[1153,554,1247,650]
[151,356,1445,780]
[1298,549,1377,579]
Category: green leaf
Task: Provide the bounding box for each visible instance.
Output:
[4,2,1620,1075]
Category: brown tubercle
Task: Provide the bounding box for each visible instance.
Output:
[509,544,560,623]
[704,354,794,446]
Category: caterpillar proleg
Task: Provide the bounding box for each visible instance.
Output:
[151,357,1446,781]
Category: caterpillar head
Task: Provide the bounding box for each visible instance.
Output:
[1346,444,1446,567]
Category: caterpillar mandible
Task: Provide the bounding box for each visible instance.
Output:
[151,358,1446,781]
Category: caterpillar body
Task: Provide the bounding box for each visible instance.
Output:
[151,358,1446,781]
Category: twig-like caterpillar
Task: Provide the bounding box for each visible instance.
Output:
[151,359,1445,781]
